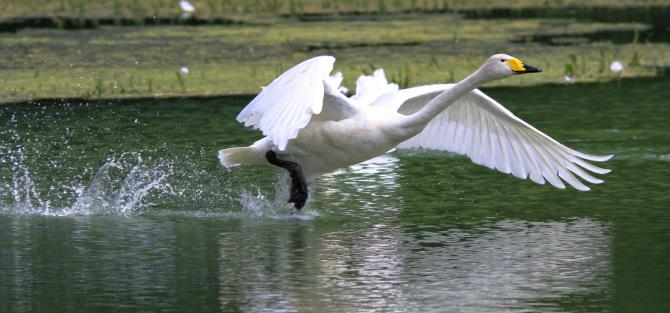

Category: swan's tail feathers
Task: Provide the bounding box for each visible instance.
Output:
[218,147,265,168]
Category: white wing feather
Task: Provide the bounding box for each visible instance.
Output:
[236,56,336,150]
[350,69,399,106]
[396,86,612,191]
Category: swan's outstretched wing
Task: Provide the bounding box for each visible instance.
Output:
[236,56,359,150]
[396,86,612,191]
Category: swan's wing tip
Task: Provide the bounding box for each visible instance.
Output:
[577,185,592,192]
[575,151,614,162]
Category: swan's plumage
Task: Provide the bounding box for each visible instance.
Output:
[316,79,362,121]
[351,69,399,105]
[392,85,612,191]
[236,56,337,150]
[224,55,612,192]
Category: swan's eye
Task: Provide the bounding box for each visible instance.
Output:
[500,59,506,63]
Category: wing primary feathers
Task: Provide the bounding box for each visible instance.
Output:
[558,167,590,191]
[511,127,546,185]
[394,86,610,191]
[533,137,588,190]
[498,122,527,179]
[479,111,495,169]
[572,157,611,175]
[566,163,604,184]
[491,117,513,174]
[572,150,614,162]
[469,106,482,164]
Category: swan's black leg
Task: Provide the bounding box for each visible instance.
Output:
[265,151,308,210]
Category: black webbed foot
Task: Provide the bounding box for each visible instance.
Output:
[265,151,308,210]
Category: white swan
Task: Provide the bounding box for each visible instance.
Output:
[219,54,612,209]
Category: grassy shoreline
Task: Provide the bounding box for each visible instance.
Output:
[3,73,663,107]
[1,4,668,104]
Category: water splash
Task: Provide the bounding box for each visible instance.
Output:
[1,148,175,216]
[5,144,52,214]
[0,138,316,219]
[237,175,320,221]
[69,153,175,216]
[1,119,51,214]
[0,104,320,219]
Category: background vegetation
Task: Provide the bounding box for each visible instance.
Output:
[0,0,668,102]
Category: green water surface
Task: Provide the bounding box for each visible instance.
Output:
[0,77,669,312]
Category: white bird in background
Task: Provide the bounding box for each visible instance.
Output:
[610,60,624,74]
[219,54,612,209]
[179,0,195,13]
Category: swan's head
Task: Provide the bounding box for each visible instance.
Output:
[479,54,542,81]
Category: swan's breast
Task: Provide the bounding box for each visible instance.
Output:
[284,112,406,175]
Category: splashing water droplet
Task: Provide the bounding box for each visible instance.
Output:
[70,153,175,216]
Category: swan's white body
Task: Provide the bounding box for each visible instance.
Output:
[220,55,612,191]
[234,106,408,177]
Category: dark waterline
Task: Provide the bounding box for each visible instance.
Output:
[466,5,670,44]
[459,5,670,30]
[0,16,253,33]
[513,27,669,45]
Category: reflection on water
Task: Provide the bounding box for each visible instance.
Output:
[0,216,178,312]
[0,215,610,312]
[320,154,401,206]
[0,213,612,312]
[398,219,611,312]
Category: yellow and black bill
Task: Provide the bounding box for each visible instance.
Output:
[507,58,542,74]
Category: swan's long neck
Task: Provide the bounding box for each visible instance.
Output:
[400,68,489,132]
